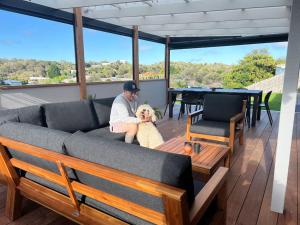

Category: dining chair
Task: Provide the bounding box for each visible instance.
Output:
[178,91,203,120]
[260,91,273,126]
[163,93,181,116]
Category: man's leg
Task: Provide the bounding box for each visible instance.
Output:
[124,123,137,144]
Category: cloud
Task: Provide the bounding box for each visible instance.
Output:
[140,44,153,51]
[0,39,21,46]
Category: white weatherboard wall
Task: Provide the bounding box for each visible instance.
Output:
[0,80,166,109]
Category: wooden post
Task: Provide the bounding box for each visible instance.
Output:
[165,36,170,104]
[73,7,87,100]
[271,0,300,213]
[132,25,139,87]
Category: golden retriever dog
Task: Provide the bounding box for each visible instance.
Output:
[136,104,164,149]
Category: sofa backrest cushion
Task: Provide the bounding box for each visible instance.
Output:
[0,122,76,178]
[64,132,195,215]
[202,94,243,122]
[0,105,43,126]
[92,97,115,127]
[43,100,98,133]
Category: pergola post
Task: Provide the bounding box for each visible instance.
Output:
[132,25,139,87]
[164,36,170,103]
[271,0,300,213]
[73,7,87,100]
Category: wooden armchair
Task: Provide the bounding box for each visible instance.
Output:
[0,136,228,225]
[186,94,246,154]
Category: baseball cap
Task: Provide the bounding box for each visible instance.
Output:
[123,81,140,92]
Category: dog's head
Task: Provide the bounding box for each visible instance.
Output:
[136,104,157,122]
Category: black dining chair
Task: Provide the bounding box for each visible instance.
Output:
[163,93,181,116]
[178,91,203,120]
[260,91,273,126]
[234,88,251,128]
[249,91,273,126]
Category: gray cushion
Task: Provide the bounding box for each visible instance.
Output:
[0,114,19,126]
[190,119,230,137]
[86,127,125,142]
[85,179,205,225]
[85,197,154,225]
[25,173,82,200]
[0,122,76,178]
[92,97,115,127]
[202,94,243,122]
[64,132,194,224]
[0,105,42,126]
[43,100,98,133]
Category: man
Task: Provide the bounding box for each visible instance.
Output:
[110,81,147,144]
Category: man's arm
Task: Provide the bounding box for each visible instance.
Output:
[112,102,141,123]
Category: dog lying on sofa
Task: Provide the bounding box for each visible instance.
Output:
[136,104,164,149]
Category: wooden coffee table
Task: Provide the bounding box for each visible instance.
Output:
[156,136,230,176]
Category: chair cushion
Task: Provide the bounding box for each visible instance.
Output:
[0,122,76,178]
[202,94,243,122]
[190,119,230,137]
[86,127,125,142]
[0,105,43,126]
[64,132,194,224]
[92,97,115,127]
[43,100,98,133]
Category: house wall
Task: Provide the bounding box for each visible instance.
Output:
[0,80,167,109]
[247,74,300,93]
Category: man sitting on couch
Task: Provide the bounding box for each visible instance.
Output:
[110,81,148,144]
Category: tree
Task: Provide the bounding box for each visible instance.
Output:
[47,63,61,78]
[223,49,276,88]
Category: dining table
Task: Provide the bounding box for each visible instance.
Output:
[168,87,263,127]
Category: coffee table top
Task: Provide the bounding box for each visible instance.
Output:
[156,136,230,175]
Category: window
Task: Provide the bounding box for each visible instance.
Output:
[83,28,132,82]
[139,40,164,80]
[0,10,76,86]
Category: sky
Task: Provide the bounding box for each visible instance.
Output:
[0,9,288,65]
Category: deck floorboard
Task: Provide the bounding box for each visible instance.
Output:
[0,109,298,225]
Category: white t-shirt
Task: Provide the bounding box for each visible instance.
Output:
[109,93,140,125]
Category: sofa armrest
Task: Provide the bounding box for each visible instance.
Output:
[189,167,228,225]
[230,112,244,123]
[189,109,203,118]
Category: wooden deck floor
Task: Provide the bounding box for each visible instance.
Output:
[0,109,299,225]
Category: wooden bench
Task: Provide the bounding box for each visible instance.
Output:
[0,136,228,225]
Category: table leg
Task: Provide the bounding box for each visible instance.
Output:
[224,152,231,168]
[168,92,174,118]
[257,93,263,120]
[251,95,259,127]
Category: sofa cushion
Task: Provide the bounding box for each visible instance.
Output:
[0,114,19,126]
[43,100,97,133]
[92,97,115,127]
[86,127,125,142]
[0,122,76,178]
[0,105,42,126]
[190,119,230,137]
[64,132,194,224]
[202,94,243,122]
[25,173,82,200]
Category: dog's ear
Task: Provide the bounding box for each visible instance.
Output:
[151,109,157,122]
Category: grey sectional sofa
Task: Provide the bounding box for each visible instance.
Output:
[0,98,227,225]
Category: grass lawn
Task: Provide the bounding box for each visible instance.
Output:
[263,93,282,111]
